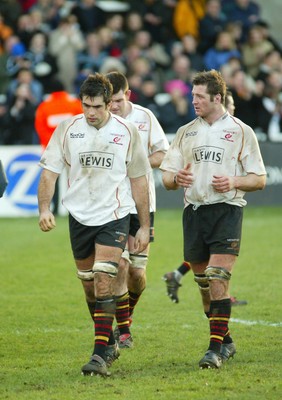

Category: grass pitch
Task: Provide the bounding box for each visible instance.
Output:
[1,207,281,400]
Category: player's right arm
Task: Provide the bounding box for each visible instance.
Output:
[38,169,59,232]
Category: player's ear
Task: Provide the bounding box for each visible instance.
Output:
[126,89,131,100]
[215,93,222,104]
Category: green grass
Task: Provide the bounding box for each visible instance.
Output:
[1,207,282,400]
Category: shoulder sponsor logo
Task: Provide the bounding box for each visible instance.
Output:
[79,151,114,169]
[70,132,85,138]
[110,133,125,145]
[185,131,198,138]
[221,130,238,142]
[193,146,224,164]
[138,123,147,131]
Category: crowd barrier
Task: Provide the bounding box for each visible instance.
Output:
[0,141,281,217]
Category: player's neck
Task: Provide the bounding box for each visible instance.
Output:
[123,101,132,119]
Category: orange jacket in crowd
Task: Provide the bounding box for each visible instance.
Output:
[35,91,82,148]
[173,0,206,40]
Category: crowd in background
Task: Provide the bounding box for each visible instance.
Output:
[0,0,282,145]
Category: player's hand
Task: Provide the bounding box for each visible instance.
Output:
[212,175,235,193]
[175,163,194,188]
[39,210,56,232]
[132,226,150,254]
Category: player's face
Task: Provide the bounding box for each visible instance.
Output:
[82,95,111,129]
[192,84,218,119]
[110,89,130,118]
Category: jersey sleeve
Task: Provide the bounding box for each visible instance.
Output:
[159,126,185,173]
[240,125,266,176]
[126,125,152,178]
[147,110,170,154]
[38,121,68,174]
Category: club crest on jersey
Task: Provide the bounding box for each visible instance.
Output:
[79,151,114,169]
[193,146,224,164]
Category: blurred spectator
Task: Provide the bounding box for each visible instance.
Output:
[229,68,262,128]
[131,30,171,70]
[255,20,282,55]
[255,49,282,84]
[70,0,106,34]
[75,31,108,92]
[35,78,82,148]
[6,67,43,105]
[5,35,30,78]
[18,1,37,13]
[0,12,13,54]
[180,34,205,72]
[124,11,143,45]
[158,79,194,133]
[0,94,9,144]
[97,25,122,58]
[0,35,20,92]
[15,13,36,49]
[24,31,58,91]
[204,30,241,71]
[105,13,126,51]
[48,15,85,93]
[0,0,22,31]
[267,101,282,142]
[5,82,37,145]
[165,54,194,86]
[28,7,51,36]
[220,56,243,88]
[43,0,75,30]
[198,0,226,55]
[241,24,274,78]
[99,56,127,75]
[256,71,282,141]
[35,78,82,213]
[173,0,205,41]
[221,0,261,43]
[130,0,175,45]
[138,77,160,116]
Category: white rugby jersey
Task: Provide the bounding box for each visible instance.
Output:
[126,102,169,212]
[160,112,266,208]
[39,113,151,225]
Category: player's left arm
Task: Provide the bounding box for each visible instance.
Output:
[212,173,266,193]
[129,175,150,254]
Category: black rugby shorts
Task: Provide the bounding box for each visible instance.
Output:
[69,213,130,259]
[183,203,243,263]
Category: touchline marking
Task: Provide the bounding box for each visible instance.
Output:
[230,318,282,327]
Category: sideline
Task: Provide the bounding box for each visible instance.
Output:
[230,318,282,327]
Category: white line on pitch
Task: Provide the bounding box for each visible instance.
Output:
[230,318,282,327]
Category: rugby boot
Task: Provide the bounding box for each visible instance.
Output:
[199,350,223,369]
[162,272,181,303]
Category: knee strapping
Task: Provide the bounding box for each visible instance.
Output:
[130,254,148,269]
[121,249,132,264]
[93,261,118,277]
[194,273,209,292]
[77,269,95,281]
[205,266,231,281]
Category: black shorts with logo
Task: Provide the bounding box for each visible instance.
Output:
[69,213,130,260]
[129,212,155,243]
[183,203,243,263]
